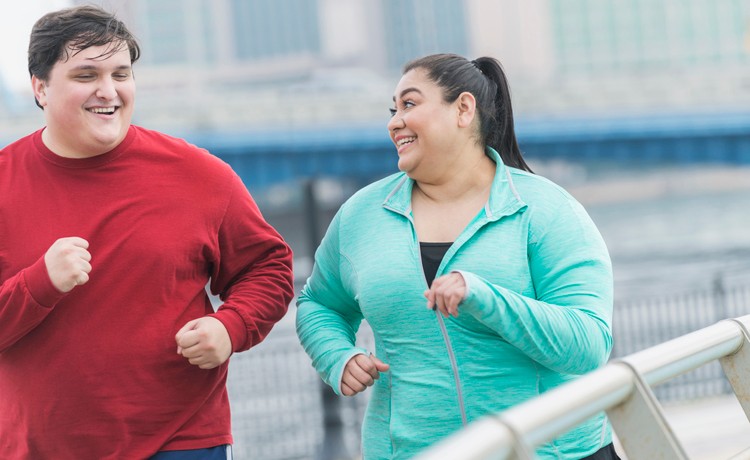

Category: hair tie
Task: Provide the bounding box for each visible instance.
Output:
[471,59,484,75]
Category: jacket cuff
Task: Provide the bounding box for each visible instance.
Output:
[23,256,66,308]
[332,348,370,395]
[452,270,486,318]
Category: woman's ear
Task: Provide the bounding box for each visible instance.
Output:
[456,91,476,128]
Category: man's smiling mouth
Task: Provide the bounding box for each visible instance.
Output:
[88,107,117,114]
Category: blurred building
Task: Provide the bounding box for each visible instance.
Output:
[3,0,750,146]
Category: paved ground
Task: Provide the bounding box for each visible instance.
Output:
[663,395,750,459]
[612,394,750,459]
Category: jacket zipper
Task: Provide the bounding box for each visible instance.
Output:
[406,212,468,427]
[434,308,468,426]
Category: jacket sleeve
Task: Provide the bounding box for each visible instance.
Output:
[458,199,613,375]
[0,256,68,352]
[295,210,369,395]
[207,174,295,353]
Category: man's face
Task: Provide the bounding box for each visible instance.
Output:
[32,42,135,158]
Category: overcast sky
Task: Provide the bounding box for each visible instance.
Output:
[0,1,71,93]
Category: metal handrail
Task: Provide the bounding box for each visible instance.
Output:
[415,315,750,460]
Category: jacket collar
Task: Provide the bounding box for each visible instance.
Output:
[382,147,527,221]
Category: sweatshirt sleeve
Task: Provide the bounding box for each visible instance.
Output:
[295,210,369,395]
[0,256,68,352]
[458,199,613,375]
[207,173,295,353]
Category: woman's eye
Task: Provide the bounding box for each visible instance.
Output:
[390,100,415,116]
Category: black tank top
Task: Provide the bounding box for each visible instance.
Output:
[419,242,452,287]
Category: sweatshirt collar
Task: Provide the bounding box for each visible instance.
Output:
[34,125,137,169]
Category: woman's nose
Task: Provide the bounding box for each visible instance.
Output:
[387,114,404,133]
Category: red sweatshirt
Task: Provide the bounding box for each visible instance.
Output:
[0,126,294,459]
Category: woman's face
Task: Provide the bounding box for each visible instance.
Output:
[387,68,464,180]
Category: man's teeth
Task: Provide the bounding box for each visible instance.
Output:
[397,137,416,147]
[89,107,115,114]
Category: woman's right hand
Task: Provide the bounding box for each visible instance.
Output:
[341,353,390,396]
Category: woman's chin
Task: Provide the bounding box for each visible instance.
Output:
[396,157,412,174]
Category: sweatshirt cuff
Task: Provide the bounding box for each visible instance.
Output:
[210,308,248,352]
[23,256,67,308]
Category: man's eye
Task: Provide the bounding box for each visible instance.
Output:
[389,108,397,116]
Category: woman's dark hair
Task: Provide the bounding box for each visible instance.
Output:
[28,5,141,109]
[403,53,532,173]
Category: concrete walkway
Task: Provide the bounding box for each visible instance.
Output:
[665,395,750,459]
[614,394,750,459]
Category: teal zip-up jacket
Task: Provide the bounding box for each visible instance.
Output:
[296,148,614,459]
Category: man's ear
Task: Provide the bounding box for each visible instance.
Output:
[456,91,476,128]
[31,76,47,107]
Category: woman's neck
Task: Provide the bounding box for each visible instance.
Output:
[415,148,495,203]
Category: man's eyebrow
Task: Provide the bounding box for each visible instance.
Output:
[68,64,132,71]
[68,64,97,71]
[392,87,422,102]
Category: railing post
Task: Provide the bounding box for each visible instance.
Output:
[303,179,352,460]
[720,318,750,421]
[605,361,688,460]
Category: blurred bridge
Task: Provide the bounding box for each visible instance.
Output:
[178,110,750,194]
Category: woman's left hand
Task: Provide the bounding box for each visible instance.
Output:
[425,272,466,318]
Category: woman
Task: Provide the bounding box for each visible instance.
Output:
[296,53,617,459]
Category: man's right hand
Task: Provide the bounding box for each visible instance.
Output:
[44,237,92,293]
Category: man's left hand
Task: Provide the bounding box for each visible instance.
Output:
[175,317,232,369]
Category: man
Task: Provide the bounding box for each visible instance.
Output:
[0,5,294,459]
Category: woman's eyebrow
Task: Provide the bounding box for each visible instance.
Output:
[392,87,423,102]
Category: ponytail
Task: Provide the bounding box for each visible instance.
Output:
[472,57,532,173]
